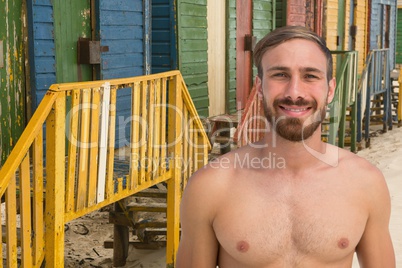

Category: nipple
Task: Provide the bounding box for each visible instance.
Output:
[237,241,250,253]
[337,238,349,249]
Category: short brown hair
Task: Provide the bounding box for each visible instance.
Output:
[253,26,333,81]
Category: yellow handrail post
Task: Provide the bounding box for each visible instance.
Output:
[398,68,402,125]
[45,93,66,267]
[166,76,183,267]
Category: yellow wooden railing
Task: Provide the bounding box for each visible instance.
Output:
[398,68,402,125]
[0,71,210,267]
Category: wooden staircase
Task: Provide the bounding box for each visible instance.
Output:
[391,69,402,127]
[106,186,171,266]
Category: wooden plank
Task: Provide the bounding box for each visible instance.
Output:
[153,79,162,177]
[187,114,194,188]
[45,94,66,268]
[139,82,148,185]
[6,175,18,268]
[97,82,111,203]
[166,76,182,266]
[33,130,45,265]
[53,0,91,83]
[127,202,167,213]
[207,0,226,116]
[76,89,91,210]
[134,188,167,198]
[19,155,33,267]
[106,88,117,199]
[66,89,80,212]
[88,88,101,206]
[177,0,209,117]
[99,0,145,148]
[147,80,156,181]
[226,0,237,113]
[130,82,141,190]
[182,107,189,185]
[236,0,252,110]
[160,78,167,175]
[179,3,207,16]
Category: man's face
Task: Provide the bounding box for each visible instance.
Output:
[255,39,336,142]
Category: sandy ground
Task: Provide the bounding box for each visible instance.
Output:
[64,126,402,267]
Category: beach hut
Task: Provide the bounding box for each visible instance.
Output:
[275,0,324,35]
[323,0,369,74]
[223,0,275,114]
[0,0,26,165]
[396,0,402,66]
[27,0,149,147]
[368,0,397,69]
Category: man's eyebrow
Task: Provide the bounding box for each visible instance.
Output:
[302,67,324,74]
[266,66,324,74]
[266,66,289,72]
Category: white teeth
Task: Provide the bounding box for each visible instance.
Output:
[283,107,308,112]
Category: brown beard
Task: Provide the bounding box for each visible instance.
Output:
[263,97,327,142]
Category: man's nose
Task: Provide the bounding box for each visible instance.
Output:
[284,76,306,101]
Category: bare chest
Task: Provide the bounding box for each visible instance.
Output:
[213,180,367,266]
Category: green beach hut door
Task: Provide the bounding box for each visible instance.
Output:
[0,0,26,165]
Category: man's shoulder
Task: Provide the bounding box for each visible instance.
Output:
[187,145,257,189]
[338,148,382,175]
[337,148,386,191]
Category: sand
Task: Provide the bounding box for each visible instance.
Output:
[65,126,402,267]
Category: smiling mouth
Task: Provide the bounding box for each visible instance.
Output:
[279,106,312,113]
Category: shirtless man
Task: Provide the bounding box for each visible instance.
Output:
[176,26,395,267]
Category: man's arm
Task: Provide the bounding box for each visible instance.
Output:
[176,168,221,267]
[355,167,395,267]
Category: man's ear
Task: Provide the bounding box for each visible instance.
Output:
[327,78,336,104]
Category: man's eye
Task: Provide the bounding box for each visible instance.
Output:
[273,73,286,77]
[305,74,318,79]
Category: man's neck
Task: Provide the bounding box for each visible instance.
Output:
[261,130,333,172]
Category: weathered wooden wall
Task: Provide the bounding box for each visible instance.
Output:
[226,0,237,114]
[275,0,287,28]
[369,0,397,69]
[324,0,339,51]
[354,1,368,74]
[207,0,226,116]
[253,0,275,78]
[253,0,275,38]
[177,0,209,117]
[53,0,92,83]
[397,7,402,65]
[26,0,56,110]
[286,0,305,26]
[399,0,402,65]
[0,0,26,165]
[97,0,147,147]
[152,0,177,74]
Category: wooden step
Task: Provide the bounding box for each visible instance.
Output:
[370,107,384,111]
[134,219,167,229]
[137,227,167,244]
[126,202,167,213]
[213,135,233,144]
[134,188,167,199]
[104,239,166,250]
